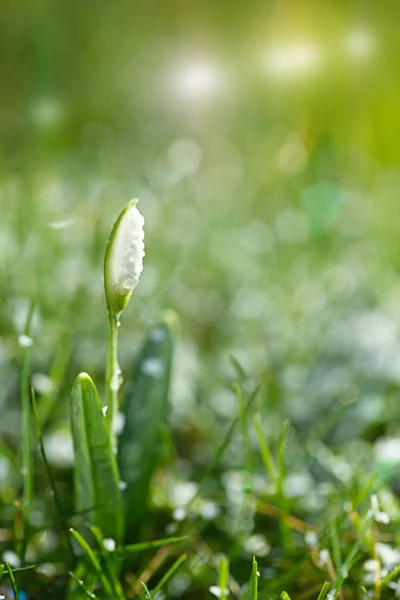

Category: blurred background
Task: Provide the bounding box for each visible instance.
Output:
[2,0,400,539]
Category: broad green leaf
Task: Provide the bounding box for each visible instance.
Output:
[71,373,124,542]
[118,320,174,536]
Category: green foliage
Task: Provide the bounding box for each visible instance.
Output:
[118,319,174,537]
[70,373,124,542]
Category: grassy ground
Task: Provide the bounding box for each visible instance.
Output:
[2,1,400,598]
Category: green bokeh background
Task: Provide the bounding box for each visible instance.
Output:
[1,0,400,462]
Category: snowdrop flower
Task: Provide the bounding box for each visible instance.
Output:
[104,199,145,316]
[367,495,390,525]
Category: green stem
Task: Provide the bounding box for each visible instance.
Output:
[20,301,35,564]
[105,312,120,442]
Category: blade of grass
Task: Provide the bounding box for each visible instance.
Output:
[68,571,98,599]
[5,562,19,600]
[31,388,74,559]
[141,582,153,600]
[152,553,187,596]
[251,557,258,600]
[317,582,331,600]
[330,519,342,569]
[277,420,291,550]
[229,355,248,382]
[66,563,96,600]
[253,414,277,484]
[90,525,124,600]
[37,324,72,427]
[218,555,229,600]
[328,518,371,600]
[233,382,253,486]
[70,528,114,598]
[19,300,35,564]
[0,563,4,582]
[120,535,188,555]
[281,592,292,600]
[381,563,400,586]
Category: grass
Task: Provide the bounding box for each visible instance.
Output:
[2,192,400,599]
[2,4,400,597]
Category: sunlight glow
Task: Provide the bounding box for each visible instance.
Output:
[173,61,221,99]
[266,42,320,76]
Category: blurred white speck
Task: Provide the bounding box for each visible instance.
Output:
[119,480,128,491]
[278,136,307,174]
[32,373,56,395]
[114,411,126,436]
[44,430,74,468]
[364,559,386,586]
[376,543,400,570]
[346,29,375,58]
[103,538,116,552]
[319,548,330,567]
[150,326,166,342]
[284,472,314,498]
[37,562,58,577]
[209,586,229,598]
[304,530,318,547]
[266,43,320,76]
[18,334,34,348]
[2,549,21,568]
[30,96,63,128]
[375,437,400,464]
[168,572,192,596]
[170,481,198,506]
[37,530,58,552]
[239,220,274,255]
[200,501,220,521]
[368,494,390,525]
[275,209,309,244]
[172,507,187,522]
[102,405,108,417]
[168,138,202,180]
[141,357,165,378]
[0,456,10,485]
[243,534,270,557]
[48,218,77,230]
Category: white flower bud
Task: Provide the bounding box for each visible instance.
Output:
[104,199,145,315]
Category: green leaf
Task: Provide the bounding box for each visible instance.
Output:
[71,373,124,542]
[118,320,174,536]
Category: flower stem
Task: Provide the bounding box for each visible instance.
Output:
[105,312,120,442]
